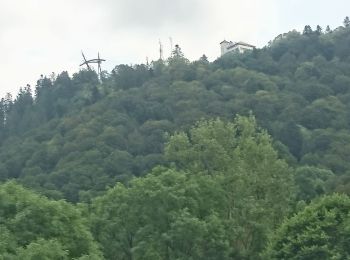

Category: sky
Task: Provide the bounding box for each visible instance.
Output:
[0,0,349,97]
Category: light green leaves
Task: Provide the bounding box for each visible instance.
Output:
[265,194,350,259]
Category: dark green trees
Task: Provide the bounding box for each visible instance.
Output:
[0,19,349,260]
[0,19,350,200]
[303,25,313,35]
[295,166,334,202]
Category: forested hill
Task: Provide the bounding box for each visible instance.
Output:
[1,22,350,202]
[1,20,350,259]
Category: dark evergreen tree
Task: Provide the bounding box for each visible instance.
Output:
[316,25,323,35]
[303,25,313,35]
[344,16,350,27]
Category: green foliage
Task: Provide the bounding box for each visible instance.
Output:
[0,182,102,259]
[90,168,229,260]
[264,194,350,259]
[295,166,334,202]
[15,239,69,260]
[0,23,350,199]
[91,116,294,259]
[0,20,349,259]
[166,115,295,258]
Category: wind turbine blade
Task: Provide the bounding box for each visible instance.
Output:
[81,51,91,71]
[81,51,88,62]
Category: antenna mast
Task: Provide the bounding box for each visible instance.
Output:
[169,37,173,57]
[159,40,163,60]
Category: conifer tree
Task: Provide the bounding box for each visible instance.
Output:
[303,25,313,35]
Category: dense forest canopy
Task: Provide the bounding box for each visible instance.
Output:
[0,19,350,259]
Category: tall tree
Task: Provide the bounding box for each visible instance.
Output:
[303,25,313,35]
[165,115,295,258]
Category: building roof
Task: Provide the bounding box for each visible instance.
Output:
[236,41,256,48]
[220,40,229,44]
[227,41,255,50]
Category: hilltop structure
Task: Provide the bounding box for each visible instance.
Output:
[220,40,255,56]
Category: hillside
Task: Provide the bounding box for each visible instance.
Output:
[1,21,350,259]
[0,24,350,202]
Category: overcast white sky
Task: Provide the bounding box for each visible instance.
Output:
[0,0,349,97]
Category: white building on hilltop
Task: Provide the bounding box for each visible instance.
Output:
[220,40,255,56]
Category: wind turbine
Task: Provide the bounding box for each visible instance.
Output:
[80,51,106,79]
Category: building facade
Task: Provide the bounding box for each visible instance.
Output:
[220,40,255,56]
